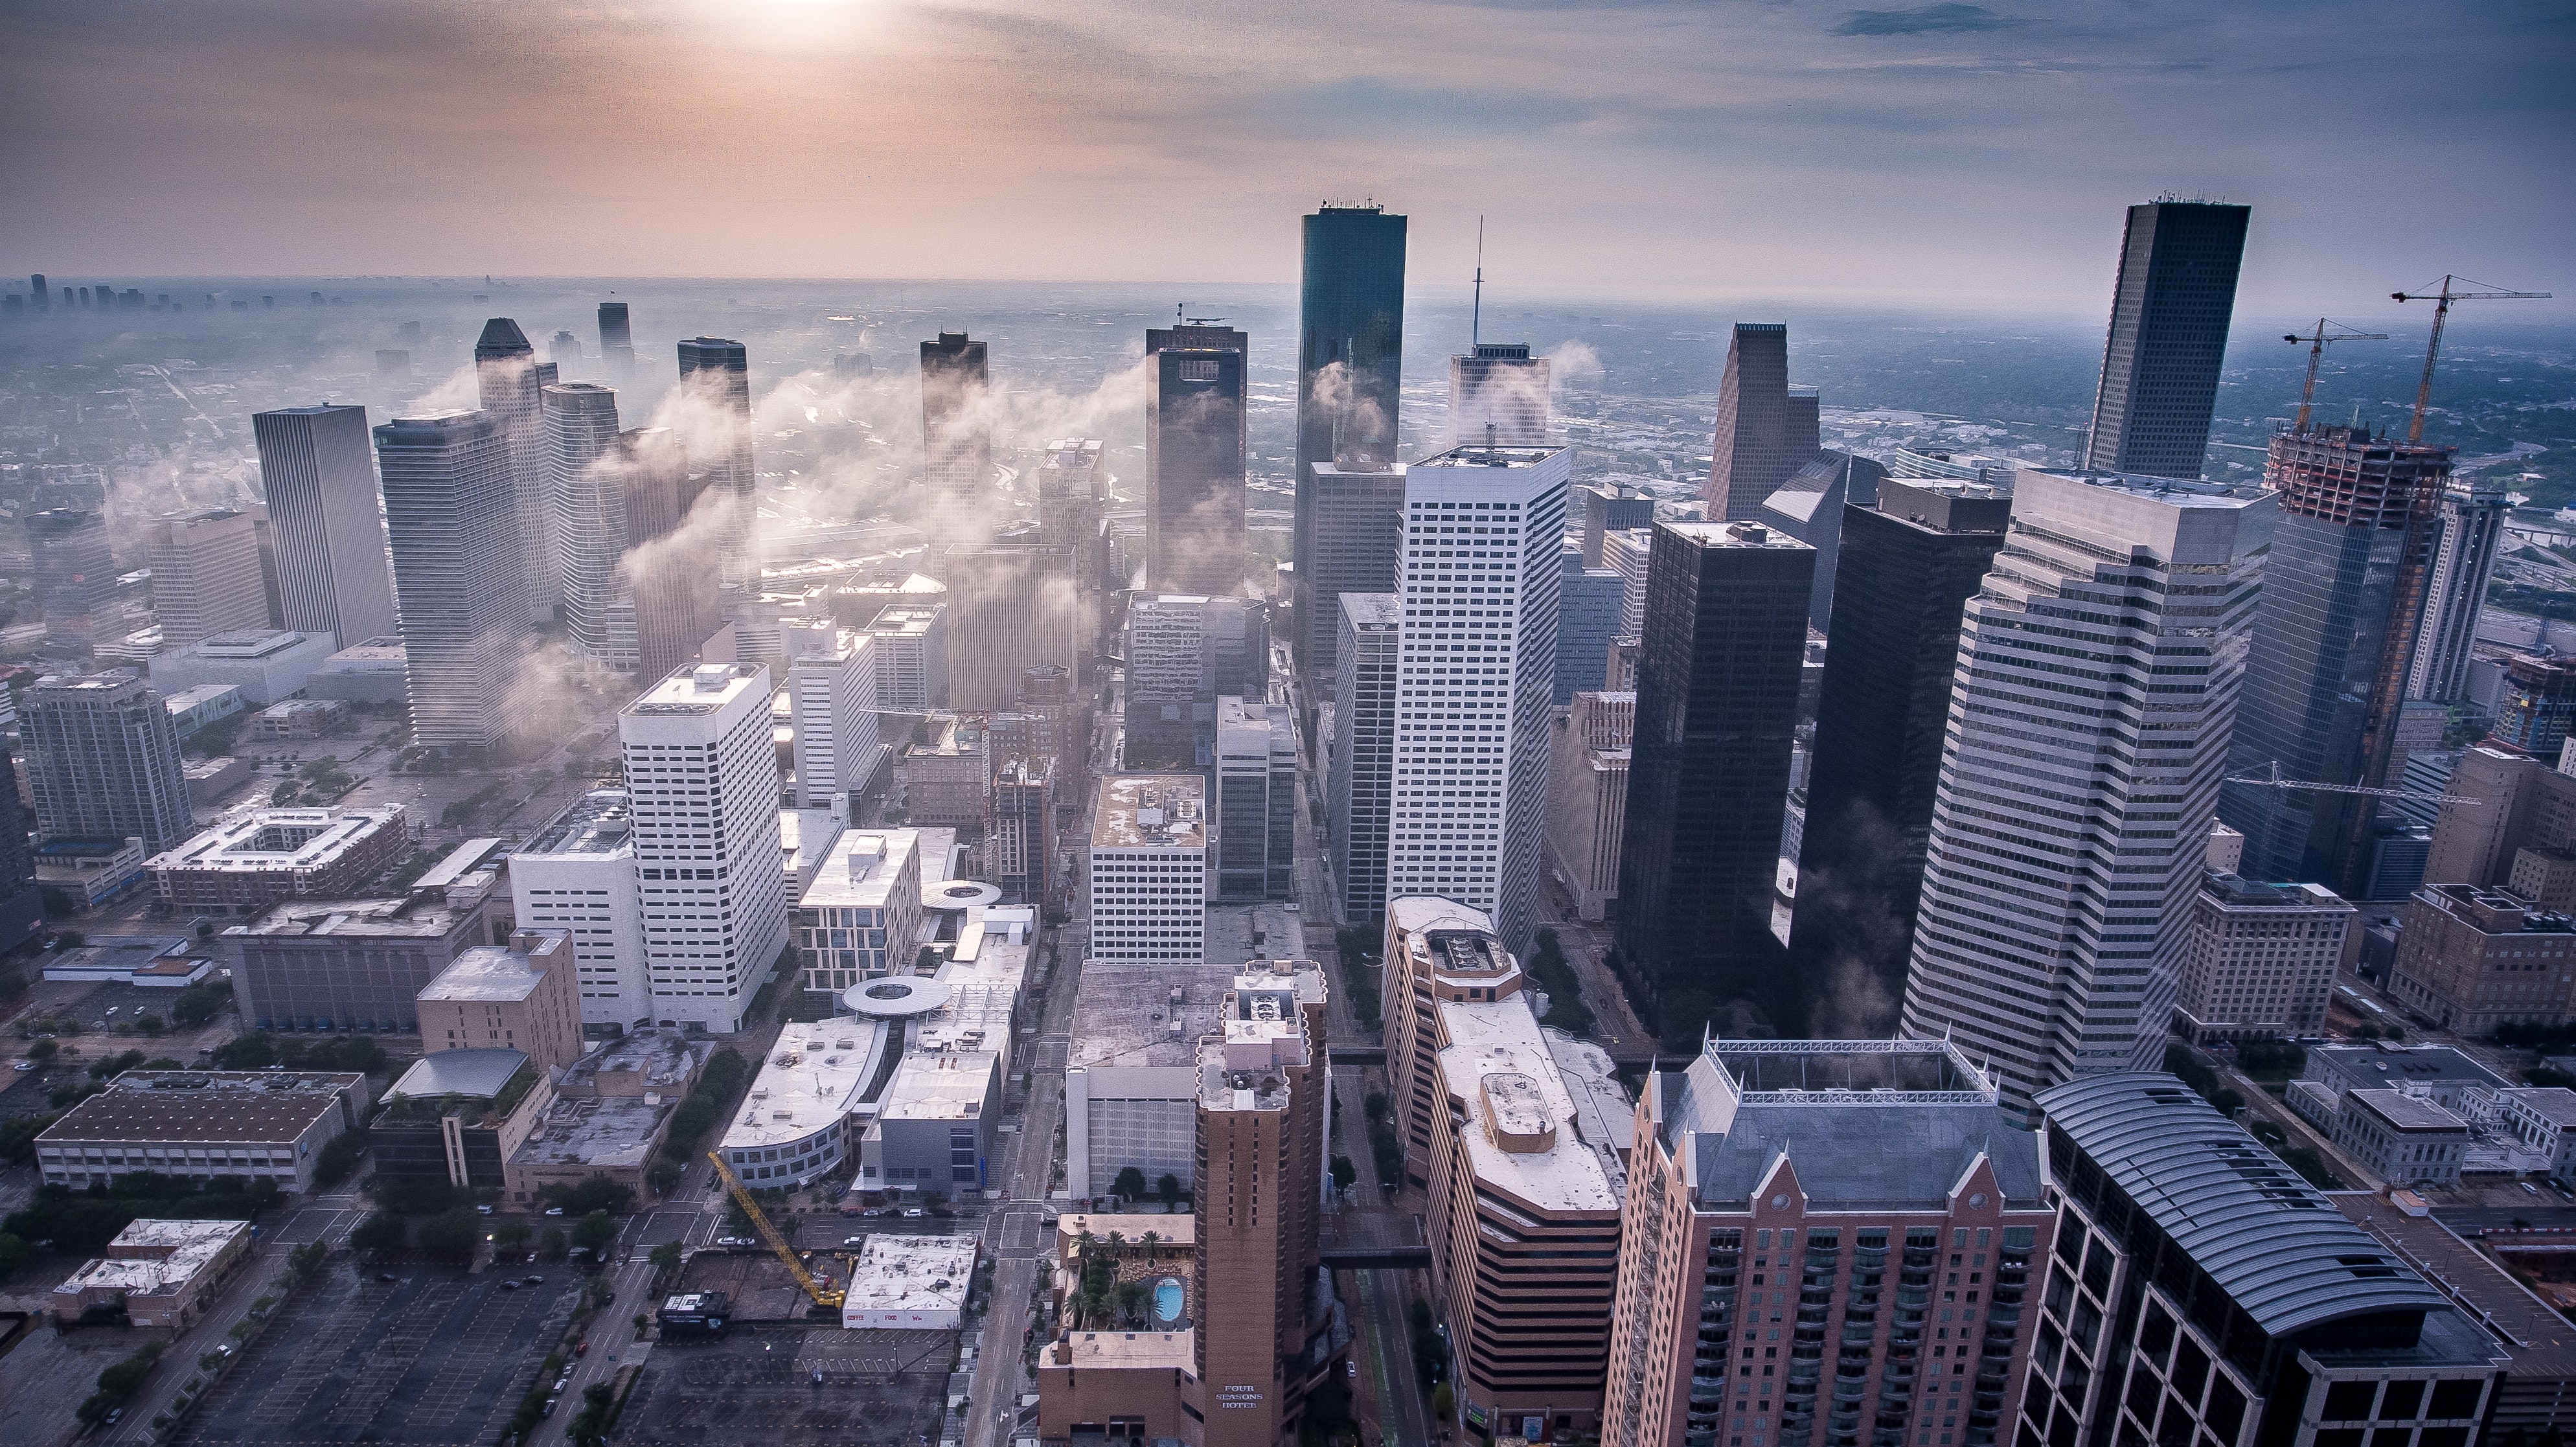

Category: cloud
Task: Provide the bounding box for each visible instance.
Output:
[1830,4,2020,36]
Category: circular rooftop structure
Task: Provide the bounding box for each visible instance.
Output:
[922,878,1001,911]
[842,975,952,1019]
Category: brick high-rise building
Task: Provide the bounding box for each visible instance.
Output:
[2169,872,2357,1043]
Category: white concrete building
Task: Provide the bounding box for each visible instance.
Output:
[785,620,885,806]
[2498,1087,2576,1177]
[1087,774,1208,966]
[147,628,338,707]
[510,789,650,1031]
[861,604,948,713]
[620,663,792,1033]
[843,1233,978,1330]
[2331,1088,2471,1187]
[718,1014,900,1190]
[793,828,924,999]
[1388,443,1569,951]
[1898,468,2274,1111]
[2171,872,2357,1043]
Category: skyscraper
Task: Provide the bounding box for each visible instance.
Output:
[1899,469,2272,1113]
[28,273,47,312]
[784,620,882,807]
[23,669,193,853]
[1328,593,1400,923]
[920,332,989,518]
[27,508,115,652]
[374,411,525,750]
[1292,203,1406,674]
[1786,478,2010,1037]
[2410,477,2513,702]
[254,404,400,647]
[1143,325,1247,596]
[0,742,41,952]
[544,382,628,665]
[1387,443,1569,955]
[2082,200,2251,479]
[618,427,720,684]
[142,508,268,647]
[1755,449,1885,633]
[596,301,634,380]
[1213,694,1295,902]
[676,337,755,588]
[1577,483,1654,568]
[1544,690,1633,923]
[1448,343,1551,448]
[1707,323,1819,521]
[549,330,582,367]
[2221,425,2451,894]
[1552,542,1623,703]
[1612,521,1814,1040]
[1294,459,1407,695]
[619,663,790,1034]
[475,318,558,619]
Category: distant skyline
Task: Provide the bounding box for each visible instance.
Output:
[1,1,2568,317]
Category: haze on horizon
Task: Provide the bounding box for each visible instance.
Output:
[1,0,2570,318]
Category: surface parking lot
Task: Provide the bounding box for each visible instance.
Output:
[617,1326,953,1446]
[177,1262,573,1445]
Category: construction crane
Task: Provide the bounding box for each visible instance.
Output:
[708,1151,845,1310]
[2283,320,2386,429]
[2224,759,2481,807]
[2392,276,2552,443]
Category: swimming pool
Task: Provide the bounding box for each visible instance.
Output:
[1152,1276,1184,1324]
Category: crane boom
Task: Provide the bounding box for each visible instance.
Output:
[2224,760,2480,807]
[2393,276,2552,444]
[709,1151,845,1308]
[2283,320,2386,430]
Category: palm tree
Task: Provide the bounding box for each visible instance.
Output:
[1140,1230,1161,1264]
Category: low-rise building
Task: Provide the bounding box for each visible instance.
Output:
[183,755,253,806]
[2497,1086,2576,1178]
[717,1015,900,1192]
[163,682,246,738]
[372,1048,551,1191]
[39,934,215,988]
[1545,690,1634,922]
[148,627,337,705]
[2300,1042,2511,1111]
[505,1029,710,1206]
[250,696,348,739]
[148,803,411,917]
[302,635,407,704]
[37,835,148,909]
[1086,774,1207,966]
[843,1233,978,1330]
[2331,1088,2472,1186]
[34,1069,372,1192]
[1064,966,1236,1203]
[2333,1192,2576,1436]
[792,828,923,1002]
[223,871,501,1033]
[2388,883,2576,1035]
[2171,871,2356,1043]
[900,712,989,826]
[418,928,583,1073]
[52,1219,255,1328]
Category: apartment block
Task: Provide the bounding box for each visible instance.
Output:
[148,803,411,918]
[1601,1039,2049,1447]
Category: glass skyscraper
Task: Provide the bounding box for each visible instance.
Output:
[1292,203,1406,677]
[2082,200,2251,479]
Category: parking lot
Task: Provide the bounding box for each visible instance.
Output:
[176,1262,574,1446]
[616,1325,953,1447]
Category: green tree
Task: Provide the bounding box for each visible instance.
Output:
[494,1220,534,1255]
[1112,1165,1148,1201]
[540,1227,569,1261]
[0,1231,30,1279]
[650,1240,684,1273]
[313,1132,367,1189]
[169,983,227,1027]
[572,1209,618,1257]
[1329,1156,1356,1192]
[1157,1172,1181,1207]
[0,1112,60,1163]
[289,1240,328,1278]
[350,1211,407,1253]
[25,1039,55,1064]
[134,1013,164,1036]
[416,1206,483,1264]
[543,1174,635,1217]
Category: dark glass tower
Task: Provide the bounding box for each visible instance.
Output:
[1292,203,1406,676]
[596,301,635,379]
[1144,324,1248,596]
[2082,200,2251,479]
[1786,479,2010,1035]
[920,332,990,536]
[2220,425,2450,896]
[474,317,555,620]
[676,337,755,588]
[1613,521,1814,1043]
[1707,323,1819,521]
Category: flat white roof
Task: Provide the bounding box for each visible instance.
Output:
[54,1218,249,1298]
[1435,996,1620,1216]
[1091,774,1207,849]
[845,1233,977,1314]
[720,1016,895,1151]
[803,829,918,910]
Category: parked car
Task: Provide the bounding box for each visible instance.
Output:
[575,1340,589,1358]
[843,1236,867,1247]
[12,1060,34,1072]
[901,1208,926,1219]
[523,1275,545,1286]
[498,1281,519,1291]
[544,1207,565,1217]
[376,1272,400,1283]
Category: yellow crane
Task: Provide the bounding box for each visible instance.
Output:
[2392,276,2551,443]
[707,1151,845,1310]
[2283,319,2386,430]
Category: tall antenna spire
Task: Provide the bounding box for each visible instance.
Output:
[1471,216,1485,349]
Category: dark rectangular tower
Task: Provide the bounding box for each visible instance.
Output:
[2082,200,2251,479]
[1292,203,1406,675]
[920,332,990,532]
[1786,477,2011,1035]
[596,301,635,379]
[676,337,755,589]
[1613,520,1814,1043]
[374,410,523,751]
[475,317,553,622]
[1707,323,1819,521]
[1145,325,1248,597]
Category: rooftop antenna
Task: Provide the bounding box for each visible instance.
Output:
[1470,216,1486,349]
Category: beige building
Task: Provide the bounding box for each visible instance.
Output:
[2386,883,2576,1035]
[900,712,990,826]
[418,929,583,1072]
[504,1029,709,1205]
[53,1219,255,1328]
[2424,744,2576,900]
[2330,1089,2471,1187]
[34,1069,371,1193]
[791,827,923,1000]
[2171,872,2358,1043]
[148,803,412,918]
[1545,691,1634,921]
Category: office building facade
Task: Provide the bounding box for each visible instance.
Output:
[920,332,989,514]
[1556,543,1625,703]
[2170,872,2356,1043]
[1146,325,1248,597]
[28,507,116,651]
[1546,689,1634,923]
[2409,479,2511,703]
[1388,444,1570,953]
[2491,655,2576,758]
[676,337,756,588]
[1899,471,2272,1112]
[1328,593,1400,922]
[1294,458,1408,689]
[2386,883,2576,1035]
[1086,774,1208,965]
[141,509,266,648]
[784,621,883,806]
[1292,204,1407,674]
[1788,479,2011,1036]
[1756,450,1887,635]
[1580,484,1657,569]
[2082,201,2251,479]
[1450,343,1551,447]
[544,382,629,663]
[375,411,525,750]
[24,670,194,853]
[618,426,718,682]
[512,789,651,1031]
[253,404,399,648]
[1615,521,1814,1039]
[1213,694,1295,902]
[474,318,558,617]
[1708,324,1819,521]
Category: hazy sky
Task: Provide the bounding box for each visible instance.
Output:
[4,0,2569,315]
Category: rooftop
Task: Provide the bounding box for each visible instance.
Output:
[1412,442,1566,470]
[1663,519,1817,552]
[720,1016,896,1151]
[1340,594,1402,628]
[1051,1330,1194,1369]
[2311,1043,2511,1091]
[521,791,632,857]
[1054,1213,1195,1253]
[845,1233,977,1315]
[2347,1089,2472,1133]
[513,1036,709,1171]
[42,1074,358,1145]
[1069,965,1237,1070]
[2200,872,2354,911]
[229,893,484,940]
[2036,1072,2452,1338]
[626,662,766,716]
[185,628,326,659]
[1435,997,1620,1214]
[418,944,551,1003]
[877,1049,996,1123]
[802,829,918,910]
[2502,1087,2576,1127]
[387,1048,529,1103]
[2334,1193,2576,1371]
[54,1219,250,1299]
[1091,774,1208,850]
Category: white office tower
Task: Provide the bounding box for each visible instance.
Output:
[545,383,628,666]
[1601,527,1651,638]
[253,405,399,647]
[143,509,268,647]
[512,789,650,1031]
[619,663,793,1033]
[1389,444,1570,955]
[785,621,883,808]
[374,411,525,749]
[1448,344,1551,448]
[1898,468,2272,1112]
[1087,773,1209,965]
[2409,479,2512,703]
